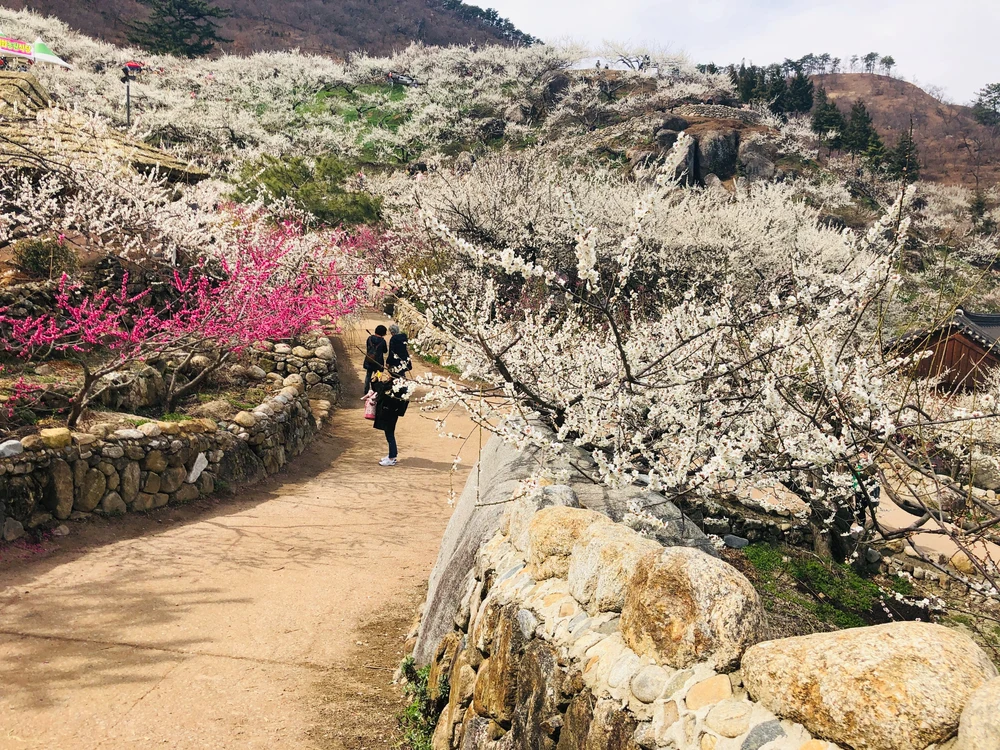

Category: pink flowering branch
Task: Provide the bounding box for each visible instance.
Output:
[0,217,362,426]
[155,219,362,408]
[0,368,44,428]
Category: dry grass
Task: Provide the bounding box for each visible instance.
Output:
[816,73,1000,187]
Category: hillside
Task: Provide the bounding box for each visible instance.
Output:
[0,0,535,56]
[815,73,1000,187]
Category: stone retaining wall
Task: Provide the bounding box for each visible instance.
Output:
[392,299,464,368]
[411,434,712,667]
[0,338,340,545]
[250,338,340,403]
[419,483,1000,750]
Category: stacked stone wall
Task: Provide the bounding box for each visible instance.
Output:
[419,482,1000,750]
[0,338,339,545]
[251,338,340,402]
[392,299,464,368]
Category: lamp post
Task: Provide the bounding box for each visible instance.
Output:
[120,61,143,128]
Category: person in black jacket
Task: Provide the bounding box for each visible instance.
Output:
[372,373,409,466]
[363,325,388,394]
[386,324,413,378]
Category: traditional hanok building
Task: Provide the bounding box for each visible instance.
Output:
[893,310,1000,391]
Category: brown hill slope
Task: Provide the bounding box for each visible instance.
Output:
[0,0,533,56]
[814,73,1000,187]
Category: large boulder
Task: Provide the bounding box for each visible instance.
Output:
[505,99,535,125]
[428,632,462,702]
[540,72,571,107]
[583,485,715,555]
[473,606,526,724]
[120,461,141,503]
[620,547,763,670]
[190,399,235,421]
[435,648,477,749]
[970,451,1000,491]
[656,114,690,133]
[742,622,999,750]
[215,440,266,484]
[668,135,698,185]
[568,522,661,614]
[509,639,566,748]
[583,699,640,749]
[124,367,166,410]
[507,484,579,553]
[558,692,595,749]
[75,468,107,512]
[159,466,188,494]
[695,128,740,182]
[958,676,1000,750]
[527,506,610,580]
[737,134,778,182]
[39,427,72,449]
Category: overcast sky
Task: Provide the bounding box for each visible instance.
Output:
[486,0,998,104]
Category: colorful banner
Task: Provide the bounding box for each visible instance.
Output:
[0,36,33,60]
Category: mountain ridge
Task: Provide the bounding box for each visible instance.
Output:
[0,0,536,57]
[814,73,1000,186]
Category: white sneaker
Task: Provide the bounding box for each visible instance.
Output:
[379,457,397,467]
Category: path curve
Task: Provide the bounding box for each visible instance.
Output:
[0,313,479,749]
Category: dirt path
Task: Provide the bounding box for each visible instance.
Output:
[0,313,480,750]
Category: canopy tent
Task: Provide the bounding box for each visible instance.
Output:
[31,39,72,69]
[0,37,73,69]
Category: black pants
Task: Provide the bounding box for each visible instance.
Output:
[363,368,373,394]
[855,486,880,524]
[385,426,397,458]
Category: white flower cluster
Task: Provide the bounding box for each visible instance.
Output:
[389,161,1000,558]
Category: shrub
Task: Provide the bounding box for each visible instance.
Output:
[398,657,447,750]
[233,154,382,226]
[12,238,78,279]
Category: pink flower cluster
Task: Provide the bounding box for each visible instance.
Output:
[0,217,363,425]
[1,222,359,363]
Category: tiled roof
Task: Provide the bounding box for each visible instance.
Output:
[894,310,1000,351]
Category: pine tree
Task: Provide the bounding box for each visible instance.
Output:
[842,100,878,154]
[811,88,846,148]
[886,126,920,182]
[786,70,815,113]
[973,83,1000,128]
[129,0,232,58]
[864,132,887,168]
[764,65,789,114]
[730,63,758,103]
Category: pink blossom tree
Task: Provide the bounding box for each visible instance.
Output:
[0,218,362,427]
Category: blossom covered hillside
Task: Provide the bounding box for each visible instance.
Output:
[0,8,730,171]
[3,4,1000,670]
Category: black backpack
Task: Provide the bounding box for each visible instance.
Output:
[365,335,382,370]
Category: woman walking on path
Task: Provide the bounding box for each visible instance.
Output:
[371,370,410,466]
[363,324,388,394]
[386,323,413,378]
